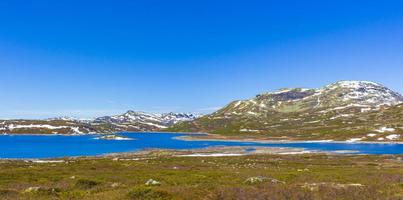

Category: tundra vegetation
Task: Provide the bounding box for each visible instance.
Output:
[0,152,401,200]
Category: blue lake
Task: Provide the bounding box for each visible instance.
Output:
[0,132,402,159]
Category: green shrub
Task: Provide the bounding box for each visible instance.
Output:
[127,186,172,200]
[75,179,99,190]
[36,188,61,196]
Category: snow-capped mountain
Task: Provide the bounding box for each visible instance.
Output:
[0,111,201,134]
[94,111,201,129]
[210,80,403,117]
[160,112,202,126]
[169,81,403,141]
[318,81,402,107]
[46,116,81,122]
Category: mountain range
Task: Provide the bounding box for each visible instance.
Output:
[1,81,402,142]
[0,111,200,134]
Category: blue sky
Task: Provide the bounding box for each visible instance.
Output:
[1,0,403,119]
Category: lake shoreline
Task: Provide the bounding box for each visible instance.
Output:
[3,131,403,144]
[1,132,402,160]
[173,133,403,144]
[2,146,341,161]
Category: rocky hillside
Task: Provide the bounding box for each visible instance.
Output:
[0,111,200,134]
[169,81,403,141]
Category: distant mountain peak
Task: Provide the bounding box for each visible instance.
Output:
[46,116,80,121]
[322,80,403,107]
[94,110,201,128]
[333,80,381,86]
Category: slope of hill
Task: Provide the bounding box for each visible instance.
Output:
[169,81,403,141]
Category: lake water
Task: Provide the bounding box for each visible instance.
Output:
[0,132,402,159]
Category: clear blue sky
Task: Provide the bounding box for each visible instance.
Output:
[1,0,403,119]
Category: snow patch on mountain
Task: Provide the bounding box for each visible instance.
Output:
[346,137,365,143]
[7,124,70,130]
[375,127,396,133]
[386,134,400,140]
[1,124,85,134]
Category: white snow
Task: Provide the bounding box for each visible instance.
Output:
[70,127,83,134]
[112,136,133,140]
[346,138,364,143]
[47,117,78,121]
[233,101,242,108]
[305,120,321,124]
[5,124,85,133]
[7,124,69,130]
[377,137,385,141]
[324,81,402,106]
[95,135,134,140]
[278,151,312,155]
[30,160,65,163]
[312,89,324,108]
[99,111,199,127]
[386,134,400,140]
[375,127,396,133]
[341,81,378,87]
[240,129,260,132]
[259,103,267,108]
[366,133,377,137]
[333,104,368,110]
[142,122,167,129]
[271,89,291,94]
[360,108,372,112]
[247,111,258,115]
[248,100,257,105]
